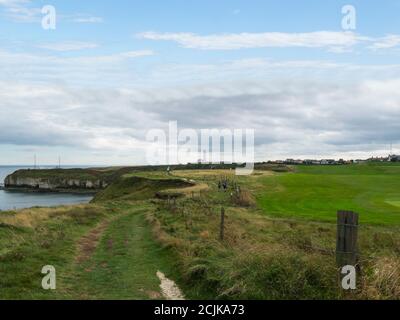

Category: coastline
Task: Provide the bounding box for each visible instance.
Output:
[0,185,97,195]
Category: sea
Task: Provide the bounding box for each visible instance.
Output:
[0,166,94,211]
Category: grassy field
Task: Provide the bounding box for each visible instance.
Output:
[256,163,400,225]
[1,163,400,300]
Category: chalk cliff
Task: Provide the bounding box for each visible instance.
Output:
[4,169,110,192]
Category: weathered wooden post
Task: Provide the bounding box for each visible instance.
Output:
[336,210,359,268]
[220,207,225,241]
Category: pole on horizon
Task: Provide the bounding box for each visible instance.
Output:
[34,154,37,170]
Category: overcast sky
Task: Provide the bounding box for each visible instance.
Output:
[0,0,400,165]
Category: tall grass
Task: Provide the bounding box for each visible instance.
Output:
[147,190,400,299]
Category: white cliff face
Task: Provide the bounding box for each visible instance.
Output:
[4,175,108,191]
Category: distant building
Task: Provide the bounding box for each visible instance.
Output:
[262,156,398,166]
[320,159,336,165]
[304,160,321,165]
[285,159,304,165]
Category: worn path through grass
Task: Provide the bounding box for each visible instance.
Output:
[64,202,180,299]
[0,202,182,300]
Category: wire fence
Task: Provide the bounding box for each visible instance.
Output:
[163,182,399,266]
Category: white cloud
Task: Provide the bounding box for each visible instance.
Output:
[327,46,354,54]
[0,49,155,86]
[0,0,41,23]
[137,31,363,50]
[37,41,99,52]
[0,0,104,24]
[118,50,155,58]
[1,77,400,163]
[138,30,400,53]
[2,45,400,89]
[0,0,29,6]
[71,16,103,24]
[369,34,400,50]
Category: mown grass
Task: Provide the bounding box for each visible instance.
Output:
[256,163,400,225]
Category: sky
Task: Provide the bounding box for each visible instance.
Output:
[0,0,400,165]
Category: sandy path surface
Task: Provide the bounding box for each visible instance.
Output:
[157,271,185,300]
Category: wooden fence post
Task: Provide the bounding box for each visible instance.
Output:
[220,207,225,241]
[336,210,359,268]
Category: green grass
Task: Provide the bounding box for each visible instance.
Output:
[148,201,341,300]
[92,176,192,202]
[2,164,400,300]
[256,163,400,225]
[0,201,182,300]
[0,173,193,300]
[0,205,109,299]
[62,202,179,299]
[145,168,400,300]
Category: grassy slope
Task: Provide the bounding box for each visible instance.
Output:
[256,163,400,225]
[92,176,192,202]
